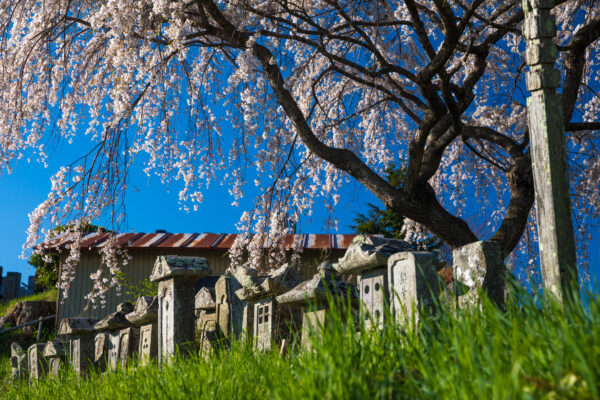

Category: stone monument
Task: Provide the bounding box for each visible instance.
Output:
[94,301,135,371]
[335,236,413,329]
[388,252,440,325]
[126,295,159,365]
[277,261,358,348]
[523,0,578,301]
[452,241,506,309]
[236,264,303,351]
[28,343,47,382]
[43,340,66,377]
[150,255,211,366]
[57,317,97,377]
[10,342,28,380]
[195,287,219,356]
[215,266,257,341]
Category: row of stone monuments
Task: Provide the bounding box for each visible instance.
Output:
[10,236,506,381]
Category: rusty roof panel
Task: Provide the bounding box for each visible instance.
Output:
[213,234,236,249]
[154,233,193,248]
[281,234,295,248]
[186,233,220,248]
[38,231,71,250]
[39,232,362,251]
[130,233,164,248]
[335,234,356,249]
[80,232,110,249]
[308,234,330,249]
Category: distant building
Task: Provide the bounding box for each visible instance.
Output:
[2,272,22,301]
[39,232,358,322]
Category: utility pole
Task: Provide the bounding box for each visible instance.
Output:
[523,0,578,301]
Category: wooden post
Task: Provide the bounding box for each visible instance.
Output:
[523,0,578,300]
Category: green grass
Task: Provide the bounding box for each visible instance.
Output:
[0,288,57,318]
[2,289,599,399]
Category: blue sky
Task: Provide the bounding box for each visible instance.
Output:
[0,135,379,284]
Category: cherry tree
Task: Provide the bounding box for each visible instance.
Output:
[1,0,599,301]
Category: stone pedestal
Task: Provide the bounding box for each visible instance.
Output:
[150,255,211,367]
[43,341,66,377]
[28,343,47,382]
[453,241,506,309]
[388,252,440,325]
[10,343,28,380]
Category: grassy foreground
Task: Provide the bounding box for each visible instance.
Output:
[2,289,599,400]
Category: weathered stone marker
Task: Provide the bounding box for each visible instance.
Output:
[10,343,28,380]
[139,323,158,364]
[94,332,109,370]
[236,264,303,351]
[523,0,578,300]
[277,261,358,348]
[388,252,440,325]
[108,331,121,371]
[119,327,140,368]
[126,296,158,365]
[43,341,66,377]
[150,255,211,366]
[335,236,413,329]
[57,317,97,377]
[453,241,506,309]
[28,343,47,382]
[215,266,256,341]
[94,301,135,371]
[195,287,218,356]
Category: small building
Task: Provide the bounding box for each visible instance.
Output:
[39,232,358,323]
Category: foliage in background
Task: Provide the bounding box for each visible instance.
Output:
[27,224,107,290]
[351,164,441,251]
[2,289,599,399]
[114,272,158,299]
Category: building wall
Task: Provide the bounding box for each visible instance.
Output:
[56,248,345,322]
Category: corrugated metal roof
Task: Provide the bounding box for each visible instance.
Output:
[39,232,360,251]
